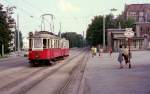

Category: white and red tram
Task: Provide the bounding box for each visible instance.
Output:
[28,31,69,66]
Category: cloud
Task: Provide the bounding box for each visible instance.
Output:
[58,0,80,12]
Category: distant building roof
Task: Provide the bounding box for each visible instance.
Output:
[125,4,150,12]
[136,22,150,24]
[107,29,125,32]
[113,37,144,40]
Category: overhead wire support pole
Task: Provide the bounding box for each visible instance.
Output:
[103,15,106,49]
[17,14,20,53]
[59,22,62,38]
[2,44,4,57]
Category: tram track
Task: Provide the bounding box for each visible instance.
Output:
[57,51,89,94]
[0,49,85,94]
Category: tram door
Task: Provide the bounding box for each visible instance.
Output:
[43,39,47,49]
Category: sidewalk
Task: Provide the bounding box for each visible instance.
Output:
[0,52,22,62]
[82,51,150,94]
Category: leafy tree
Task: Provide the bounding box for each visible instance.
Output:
[86,14,135,46]
[86,14,115,46]
[116,15,136,29]
[61,32,84,48]
[0,4,15,55]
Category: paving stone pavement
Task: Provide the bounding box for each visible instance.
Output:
[83,51,150,94]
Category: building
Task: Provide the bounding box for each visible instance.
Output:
[124,4,150,22]
[107,29,144,52]
[136,22,150,49]
[136,22,150,37]
[106,4,150,51]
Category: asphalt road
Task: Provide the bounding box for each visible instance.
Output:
[0,48,84,94]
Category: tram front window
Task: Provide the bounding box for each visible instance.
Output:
[34,38,42,48]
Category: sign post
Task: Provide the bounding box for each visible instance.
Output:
[124,28,134,68]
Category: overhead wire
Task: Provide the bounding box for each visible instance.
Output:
[4,0,35,18]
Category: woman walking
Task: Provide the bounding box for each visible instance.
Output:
[109,47,112,56]
[123,46,129,65]
[118,45,124,69]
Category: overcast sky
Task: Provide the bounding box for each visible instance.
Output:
[1,0,150,38]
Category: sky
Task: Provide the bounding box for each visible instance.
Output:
[1,0,150,38]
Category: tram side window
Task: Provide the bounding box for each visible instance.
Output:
[56,40,57,48]
[54,40,56,48]
[43,39,47,48]
[29,39,32,48]
[48,39,50,48]
[51,40,53,48]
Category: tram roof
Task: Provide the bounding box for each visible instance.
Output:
[29,31,60,39]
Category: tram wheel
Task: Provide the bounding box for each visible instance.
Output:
[30,60,38,67]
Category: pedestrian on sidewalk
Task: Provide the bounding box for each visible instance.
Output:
[123,46,129,65]
[109,47,112,56]
[117,45,124,69]
[99,48,103,56]
[91,46,97,57]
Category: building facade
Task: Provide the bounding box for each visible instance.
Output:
[106,4,150,51]
[107,29,144,52]
[124,4,150,22]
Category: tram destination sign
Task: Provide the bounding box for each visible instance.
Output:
[124,28,134,38]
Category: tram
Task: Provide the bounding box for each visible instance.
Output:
[28,31,69,66]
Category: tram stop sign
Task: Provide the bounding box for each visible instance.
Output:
[124,28,134,38]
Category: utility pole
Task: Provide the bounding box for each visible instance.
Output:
[51,15,55,33]
[103,15,106,49]
[2,44,4,57]
[17,14,20,54]
[83,31,84,47]
[59,22,62,38]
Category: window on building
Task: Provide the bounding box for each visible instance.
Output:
[141,27,143,32]
[130,12,136,16]
[139,12,144,16]
[139,17,144,22]
[148,28,150,32]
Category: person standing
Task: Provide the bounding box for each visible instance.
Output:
[117,45,124,69]
[109,47,112,56]
[123,46,129,64]
[91,46,97,57]
[94,47,97,56]
[99,48,103,56]
[91,46,95,57]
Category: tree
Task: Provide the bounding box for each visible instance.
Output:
[0,4,15,55]
[86,14,135,46]
[86,14,115,46]
[61,32,84,48]
[116,15,136,29]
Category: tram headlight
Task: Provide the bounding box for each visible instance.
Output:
[35,53,39,59]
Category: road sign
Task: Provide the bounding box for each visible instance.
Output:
[124,28,134,38]
[124,28,134,69]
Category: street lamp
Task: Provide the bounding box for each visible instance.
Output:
[103,8,117,50]
[103,15,106,49]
